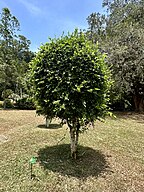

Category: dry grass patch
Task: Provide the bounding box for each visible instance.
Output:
[0,110,144,192]
[0,110,44,134]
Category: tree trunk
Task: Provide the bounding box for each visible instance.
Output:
[69,122,80,159]
[70,127,77,159]
[133,95,144,112]
[46,117,51,128]
[20,88,23,99]
[3,99,6,110]
[3,84,7,110]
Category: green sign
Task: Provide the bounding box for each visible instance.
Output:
[29,157,37,164]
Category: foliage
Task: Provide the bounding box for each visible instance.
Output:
[87,12,107,45]
[15,97,35,110]
[3,98,13,108]
[0,8,19,99]
[8,93,20,102]
[105,0,144,111]
[31,30,111,122]
[30,29,112,158]
[1,89,13,99]
[0,8,34,105]
[87,0,144,111]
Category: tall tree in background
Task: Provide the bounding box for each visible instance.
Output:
[87,0,144,111]
[14,35,34,97]
[0,8,33,103]
[105,0,144,111]
[87,12,106,44]
[0,8,20,104]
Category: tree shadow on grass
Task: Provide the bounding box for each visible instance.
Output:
[37,124,62,129]
[37,144,111,179]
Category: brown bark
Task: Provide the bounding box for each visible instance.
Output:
[133,95,144,112]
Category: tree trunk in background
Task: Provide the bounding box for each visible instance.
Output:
[3,99,6,109]
[46,117,51,128]
[133,95,144,112]
[20,88,23,99]
[3,83,7,110]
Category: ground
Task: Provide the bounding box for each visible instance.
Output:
[0,110,144,192]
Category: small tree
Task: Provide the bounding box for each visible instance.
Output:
[30,30,112,159]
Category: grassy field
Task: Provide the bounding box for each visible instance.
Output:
[0,110,144,192]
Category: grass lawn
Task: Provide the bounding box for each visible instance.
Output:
[0,110,144,192]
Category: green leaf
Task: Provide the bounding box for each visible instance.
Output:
[53,100,60,105]
[88,89,93,93]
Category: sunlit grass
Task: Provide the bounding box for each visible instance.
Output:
[0,110,144,192]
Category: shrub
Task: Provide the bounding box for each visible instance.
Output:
[3,99,13,109]
[15,98,35,110]
[1,89,13,99]
[8,93,20,102]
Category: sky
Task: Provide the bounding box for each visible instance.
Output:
[0,0,104,52]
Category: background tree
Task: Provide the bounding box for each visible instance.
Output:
[0,8,34,104]
[104,0,144,111]
[30,30,112,159]
[87,0,144,111]
[87,12,107,45]
[0,8,19,105]
[14,35,34,98]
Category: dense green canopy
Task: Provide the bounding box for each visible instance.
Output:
[31,30,111,124]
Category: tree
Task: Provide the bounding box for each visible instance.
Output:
[14,35,34,98]
[0,8,20,106]
[87,12,107,45]
[0,8,33,104]
[87,0,144,111]
[104,0,144,111]
[30,30,112,159]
